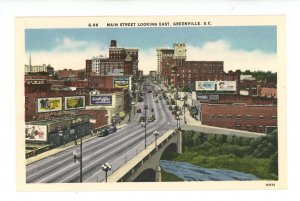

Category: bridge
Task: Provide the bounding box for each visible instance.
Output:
[107,129,181,182]
[106,121,264,182]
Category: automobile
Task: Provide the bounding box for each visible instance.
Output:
[154,99,158,103]
[159,96,162,100]
[137,108,142,113]
[97,128,109,137]
[138,97,143,102]
[139,116,145,122]
[147,114,156,122]
[169,106,173,110]
[147,89,152,93]
[107,126,117,134]
[172,110,177,115]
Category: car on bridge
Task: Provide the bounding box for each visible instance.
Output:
[147,114,156,122]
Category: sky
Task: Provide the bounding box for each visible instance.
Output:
[25,26,277,74]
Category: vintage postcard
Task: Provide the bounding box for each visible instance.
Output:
[16,15,286,191]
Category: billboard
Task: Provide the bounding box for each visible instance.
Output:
[216,81,236,91]
[195,81,216,91]
[37,97,62,113]
[65,96,85,110]
[113,77,130,88]
[90,95,112,105]
[197,94,220,101]
[25,125,47,141]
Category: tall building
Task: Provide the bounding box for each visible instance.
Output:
[157,42,240,90]
[87,40,139,77]
[156,48,174,81]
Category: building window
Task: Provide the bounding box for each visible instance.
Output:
[25,97,28,103]
[209,114,214,119]
[246,125,252,130]
[246,115,251,120]
[236,115,242,120]
[227,115,232,119]
[217,115,223,119]
[272,116,277,120]
[259,115,264,120]
[236,124,241,129]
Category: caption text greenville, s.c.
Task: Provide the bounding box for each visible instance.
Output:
[106,21,212,27]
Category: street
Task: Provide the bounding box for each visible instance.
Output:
[26,85,177,183]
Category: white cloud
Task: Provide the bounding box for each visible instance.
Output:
[26,38,277,74]
[187,40,277,72]
[54,37,89,51]
[27,37,108,70]
[139,48,157,74]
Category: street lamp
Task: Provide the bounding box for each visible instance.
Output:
[102,162,112,182]
[144,105,148,149]
[153,130,159,149]
[175,114,180,130]
[72,119,83,183]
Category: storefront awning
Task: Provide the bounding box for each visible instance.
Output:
[119,111,126,118]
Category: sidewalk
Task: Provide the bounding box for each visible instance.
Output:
[26,133,98,165]
[26,115,131,166]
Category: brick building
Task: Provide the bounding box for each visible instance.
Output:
[157,43,240,89]
[57,69,85,81]
[193,93,277,105]
[172,62,240,90]
[25,75,51,93]
[87,40,139,77]
[258,86,277,98]
[156,48,174,80]
[239,80,277,96]
[200,103,277,133]
[25,91,90,121]
[78,109,108,130]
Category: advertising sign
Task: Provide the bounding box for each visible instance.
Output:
[113,77,130,88]
[216,81,236,91]
[90,95,112,105]
[25,125,47,141]
[197,94,220,101]
[37,97,62,113]
[65,96,85,110]
[197,94,209,100]
[195,81,216,91]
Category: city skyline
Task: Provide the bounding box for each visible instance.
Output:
[25,26,277,74]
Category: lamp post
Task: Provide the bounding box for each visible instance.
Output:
[102,162,112,182]
[72,119,83,183]
[144,105,148,149]
[153,130,159,149]
[175,114,180,129]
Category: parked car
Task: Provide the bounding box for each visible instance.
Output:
[159,96,162,100]
[107,126,117,134]
[154,99,158,103]
[97,128,109,137]
[137,108,142,113]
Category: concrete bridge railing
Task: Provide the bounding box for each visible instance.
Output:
[108,129,181,182]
